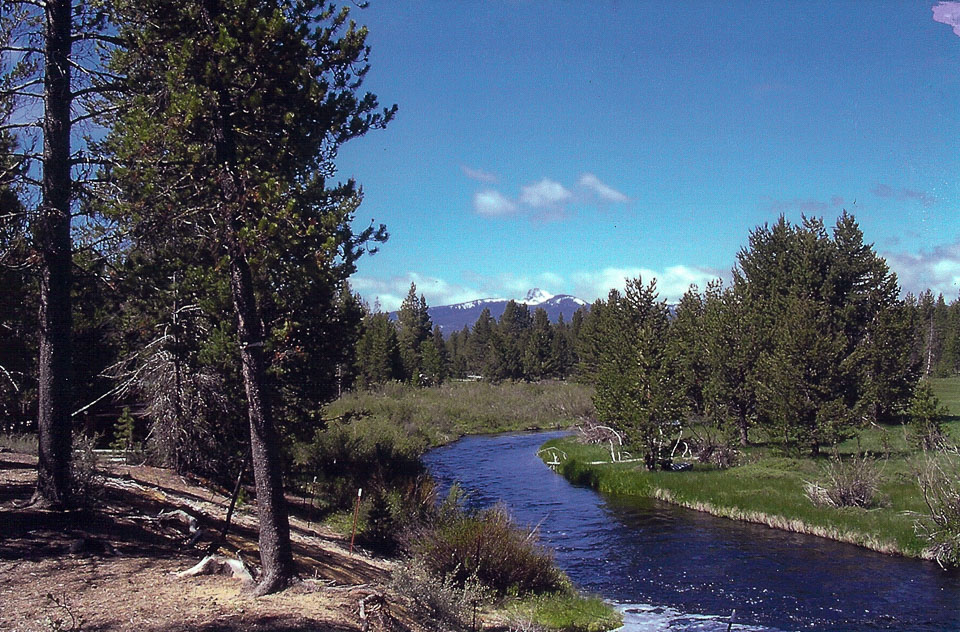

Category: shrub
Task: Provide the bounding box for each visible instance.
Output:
[390,556,490,630]
[361,487,397,553]
[70,433,105,508]
[916,449,960,568]
[804,454,882,509]
[292,415,428,509]
[684,418,739,469]
[404,494,566,597]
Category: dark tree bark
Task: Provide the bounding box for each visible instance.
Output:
[203,30,294,587]
[228,245,295,595]
[34,0,74,508]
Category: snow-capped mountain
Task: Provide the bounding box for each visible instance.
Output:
[391,289,590,334]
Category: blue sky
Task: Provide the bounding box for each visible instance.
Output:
[336,1,960,311]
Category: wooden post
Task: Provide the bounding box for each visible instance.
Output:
[350,488,362,554]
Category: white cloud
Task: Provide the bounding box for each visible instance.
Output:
[461,271,569,301]
[473,189,518,216]
[933,2,960,37]
[352,273,482,312]
[577,173,630,203]
[461,165,498,183]
[355,264,727,312]
[571,265,724,303]
[884,240,960,299]
[519,179,573,209]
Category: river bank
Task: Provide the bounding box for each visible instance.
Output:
[536,378,960,562]
[425,430,960,631]
[540,428,959,562]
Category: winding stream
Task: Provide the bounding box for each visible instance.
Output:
[422,431,960,631]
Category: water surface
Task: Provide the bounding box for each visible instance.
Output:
[423,431,960,631]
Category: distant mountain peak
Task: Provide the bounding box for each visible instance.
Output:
[521,288,554,305]
[393,290,590,334]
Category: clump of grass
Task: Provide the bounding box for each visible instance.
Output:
[512,593,622,632]
[804,454,883,509]
[403,490,566,597]
[0,431,37,454]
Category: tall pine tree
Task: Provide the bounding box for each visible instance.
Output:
[106,0,394,594]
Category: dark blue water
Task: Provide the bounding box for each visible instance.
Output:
[423,431,960,632]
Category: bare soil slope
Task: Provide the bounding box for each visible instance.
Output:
[0,451,423,632]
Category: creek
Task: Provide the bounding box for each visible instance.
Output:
[422,431,960,631]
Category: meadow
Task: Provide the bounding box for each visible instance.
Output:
[541,377,960,559]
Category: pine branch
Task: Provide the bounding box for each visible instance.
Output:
[70,104,119,125]
[70,32,124,46]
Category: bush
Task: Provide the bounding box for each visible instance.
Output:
[916,449,960,568]
[390,556,490,630]
[70,433,105,507]
[403,492,566,597]
[804,454,882,509]
[292,415,428,509]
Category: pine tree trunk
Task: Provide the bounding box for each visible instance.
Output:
[34,0,74,509]
[228,245,294,596]
[196,0,294,588]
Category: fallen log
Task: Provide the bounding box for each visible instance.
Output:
[176,554,253,584]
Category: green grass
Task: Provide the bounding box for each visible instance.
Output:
[511,592,622,632]
[543,436,933,558]
[326,380,594,447]
[931,376,960,417]
[0,431,37,454]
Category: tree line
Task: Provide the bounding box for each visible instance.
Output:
[353,283,582,387]
[583,213,943,469]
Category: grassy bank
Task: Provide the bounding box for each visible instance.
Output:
[315,380,620,631]
[324,380,594,447]
[541,377,960,560]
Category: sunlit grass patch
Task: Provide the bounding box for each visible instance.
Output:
[542,436,931,558]
[327,380,594,447]
[0,431,37,455]
[511,592,623,632]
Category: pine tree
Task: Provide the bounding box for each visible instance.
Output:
[700,281,759,446]
[736,213,914,453]
[2,0,122,507]
[468,308,496,378]
[592,280,681,470]
[549,313,575,378]
[106,0,394,594]
[523,307,554,381]
[667,287,706,419]
[397,283,432,383]
[355,311,402,388]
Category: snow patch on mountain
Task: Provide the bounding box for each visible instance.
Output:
[520,288,555,305]
[452,298,509,310]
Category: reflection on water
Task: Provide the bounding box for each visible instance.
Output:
[423,431,960,632]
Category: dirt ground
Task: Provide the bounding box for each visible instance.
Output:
[0,451,427,632]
